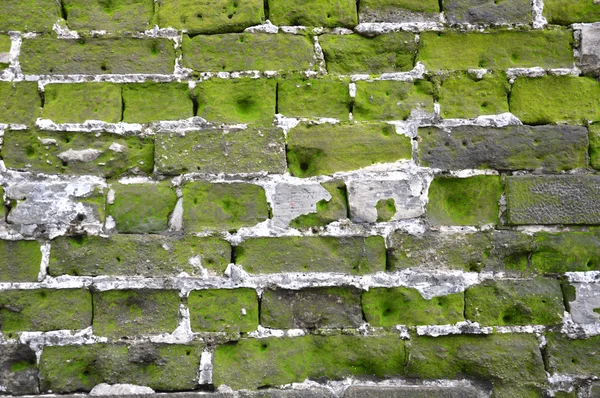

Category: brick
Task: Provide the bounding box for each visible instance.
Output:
[182,34,315,72]
[20,38,175,75]
[93,289,180,338]
[579,27,600,76]
[288,180,348,228]
[0,240,41,282]
[418,30,574,71]
[354,80,434,120]
[343,386,483,398]
[182,181,269,232]
[3,129,154,178]
[543,0,600,25]
[444,0,531,24]
[531,231,600,273]
[0,344,38,395]
[63,0,154,31]
[0,82,41,125]
[0,289,91,333]
[511,76,600,125]
[39,343,203,393]
[213,335,405,389]
[269,0,357,28]
[0,0,61,32]
[567,283,600,324]
[188,288,258,333]
[418,125,588,172]
[235,236,386,274]
[158,0,264,34]
[42,83,122,123]
[287,122,412,177]
[506,175,600,225]
[591,124,600,170]
[465,278,564,326]
[108,181,177,233]
[319,33,417,74]
[0,35,11,70]
[438,72,509,119]
[49,234,231,277]
[195,78,276,124]
[261,287,363,329]
[122,83,193,123]
[492,384,546,398]
[240,389,335,397]
[546,333,600,377]
[426,176,502,226]
[277,78,350,119]
[358,0,439,23]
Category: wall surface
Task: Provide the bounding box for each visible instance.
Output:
[0,0,600,396]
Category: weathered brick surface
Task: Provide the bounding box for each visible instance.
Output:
[288,180,348,228]
[343,386,483,398]
[543,0,600,25]
[42,83,122,123]
[0,82,41,125]
[277,78,350,119]
[0,0,60,32]
[579,27,600,76]
[531,231,600,274]
[358,0,439,22]
[64,0,154,31]
[269,0,358,28]
[122,83,193,123]
[546,334,600,377]
[591,124,600,170]
[354,80,434,120]
[444,0,532,24]
[0,344,38,395]
[188,288,258,333]
[0,240,42,282]
[0,35,11,70]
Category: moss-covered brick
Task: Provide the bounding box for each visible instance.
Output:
[155,127,285,175]
[506,175,600,225]
[363,288,464,326]
[408,334,546,386]
[375,198,395,222]
[195,79,276,124]
[182,181,268,232]
[63,0,154,31]
[287,122,412,177]
[418,30,574,71]
[0,289,91,333]
[42,83,122,123]
[0,240,41,282]
[269,0,357,28]
[3,129,153,178]
[353,80,434,121]
[591,124,600,170]
[0,82,41,125]
[261,287,363,329]
[444,0,531,24]
[465,278,564,326]
[492,383,547,398]
[418,125,589,172]
[277,78,350,119]
[289,180,348,228]
[93,289,180,338]
[49,234,231,277]
[213,334,406,389]
[531,231,600,273]
[182,33,314,72]
[0,35,11,70]
[188,288,258,333]
[108,181,177,233]
[320,33,417,75]
[20,38,175,75]
[426,175,502,226]
[0,344,38,395]
[439,72,509,119]
[510,76,600,125]
[358,0,439,22]
[122,83,193,123]
[39,343,203,393]
[0,0,61,32]
[235,236,385,274]
[544,0,600,25]
[546,333,600,376]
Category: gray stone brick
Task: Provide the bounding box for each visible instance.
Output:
[444,0,532,24]
[343,385,483,398]
[580,27,600,75]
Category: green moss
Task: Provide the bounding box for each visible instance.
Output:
[277,77,350,119]
[510,76,600,125]
[269,0,357,28]
[0,82,41,125]
[42,83,122,123]
[492,383,546,398]
[0,0,61,32]
[10,359,36,373]
[63,0,154,31]
[418,29,574,71]
[375,198,396,222]
[546,333,600,376]
[439,72,509,119]
[123,83,193,122]
[320,33,417,74]
[426,175,502,226]
[530,231,600,273]
[182,181,269,232]
[354,80,434,120]
[108,181,177,233]
[544,0,600,24]
[590,124,600,170]
[195,79,276,124]
[290,180,348,228]
[188,288,258,333]
[363,287,464,326]
[0,35,11,70]
[0,240,41,282]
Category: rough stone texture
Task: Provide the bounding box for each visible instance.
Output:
[0,82,41,125]
[64,0,154,31]
[122,83,193,123]
[277,78,350,119]
[182,181,269,232]
[0,240,42,282]
[261,287,363,329]
[579,27,600,76]
[0,289,91,333]
[108,181,177,234]
[543,0,600,25]
[444,0,532,24]
[506,175,600,225]
[287,123,412,177]
[531,231,600,274]
[358,0,439,23]
[42,83,122,123]
[343,385,483,398]
[287,180,348,228]
[418,30,573,71]
[20,38,175,75]
[363,287,464,326]
[590,124,600,170]
[156,127,286,175]
[418,125,588,172]
[319,33,417,75]
[0,344,39,395]
[0,0,60,32]
[235,236,386,274]
[354,80,434,120]
[213,335,405,390]
[546,333,600,377]
[93,289,180,338]
[188,288,258,333]
[182,34,314,72]
[269,0,357,28]
[239,389,335,397]
[566,283,600,324]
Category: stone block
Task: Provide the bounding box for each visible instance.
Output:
[277,78,350,119]
[579,27,600,75]
[269,0,358,28]
[543,0,600,25]
[0,240,42,282]
[122,83,194,123]
[353,80,434,120]
[42,83,122,123]
[439,72,509,119]
[546,333,600,377]
[531,231,600,273]
[358,0,439,23]
[240,389,335,397]
[63,0,154,31]
[287,180,348,228]
[0,344,38,395]
[444,0,531,24]
[188,288,258,333]
[343,385,483,398]
[567,283,600,324]
[0,82,41,125]
[590,124,600,170]
[0,0,60,32]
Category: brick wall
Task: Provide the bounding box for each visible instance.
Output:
[0,0,599,396]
